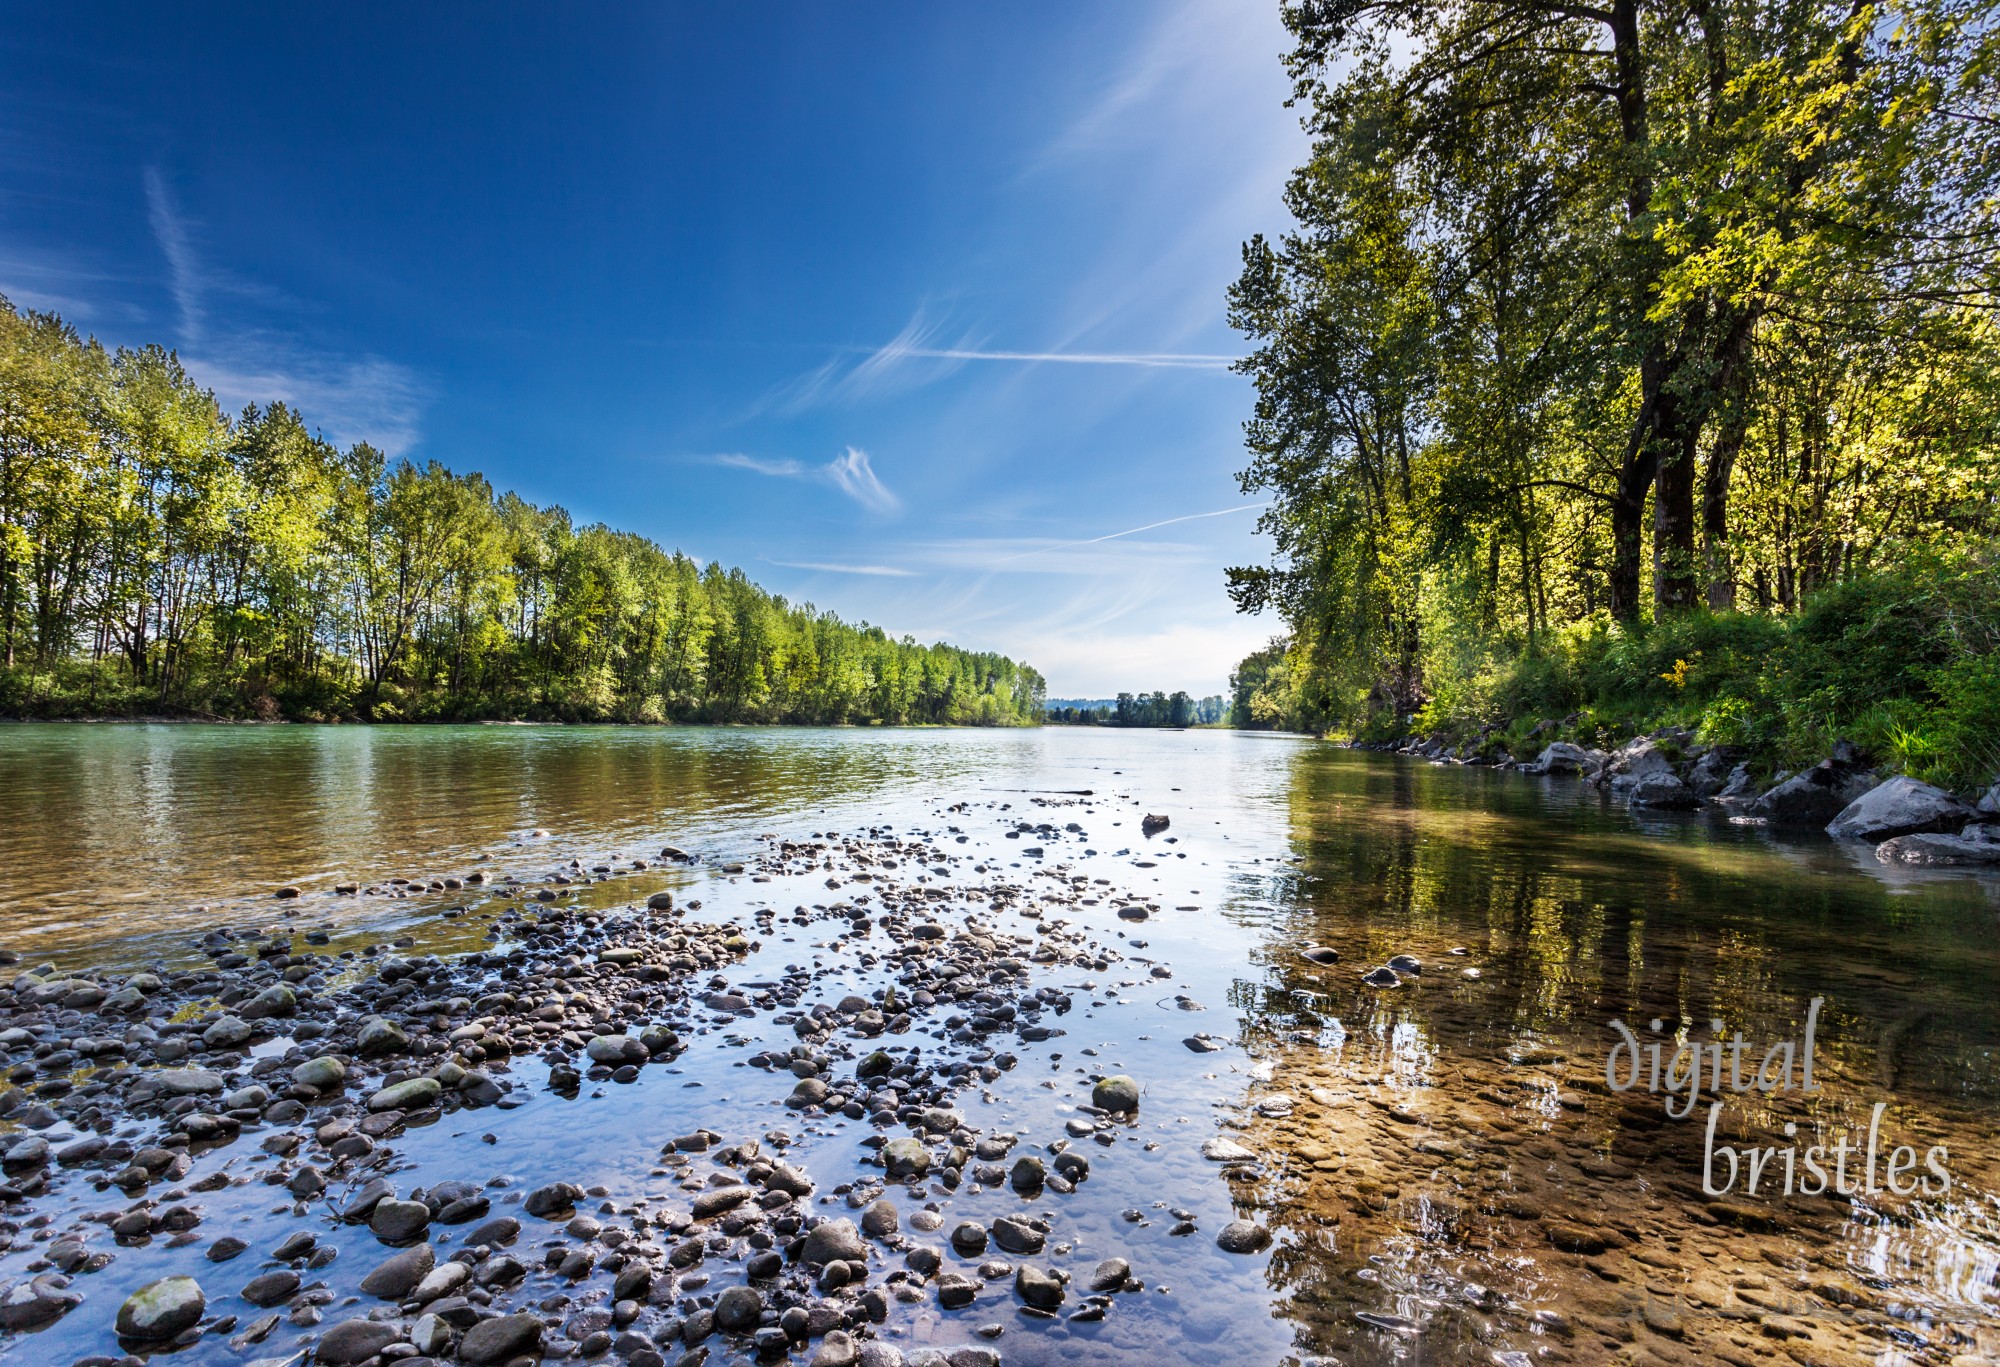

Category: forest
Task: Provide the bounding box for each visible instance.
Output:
[0,300,1045,726]
[1227,0,2000,788]
[1045,692,1226,726]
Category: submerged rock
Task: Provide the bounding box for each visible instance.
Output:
[116,1275,205,1341]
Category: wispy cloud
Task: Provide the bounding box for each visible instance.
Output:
[768,559,917,578]
[139,166,426,456]
[144,167,203,343]
[711,446,902,514]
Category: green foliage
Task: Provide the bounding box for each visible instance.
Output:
[0,298,1044,727]
[1226,0,2000,788]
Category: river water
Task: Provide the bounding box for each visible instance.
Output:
[1,723,1997,1365]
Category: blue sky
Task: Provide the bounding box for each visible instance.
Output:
[0,2,1304,697]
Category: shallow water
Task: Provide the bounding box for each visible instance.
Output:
[1,724,1997,1365]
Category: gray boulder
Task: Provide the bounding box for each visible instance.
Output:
[1876,823,2000,867]
[1603,739,1674,794]
[458,1312,543,1365]
[1827,776,1977,842]
[1751,756,1878,825]
[1686,748,1743,798]
[1627,772,1698,809]
[1529,742,1597,776]
[1976,779,2000,815]
[802,1218,865,1265]
[316,1317,402,1365]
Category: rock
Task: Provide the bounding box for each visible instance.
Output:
[936,1273,978,1309]
[1300,945,1340,965]
[116,1275,205,1341]
[714,1285,763,1333]
[371,1198,433,1244]
[1827,776,1977,842]
[202,1014,253,1048]
[1015,1264,1065,1308]
[1716,761,1757,801]
[292,1055,347,1090]
[1216,1220,1272,1254]
[360,1243,436,1299]
[368,1077,441,1113]
[0,1275,83,1329]
[464,1215,520,1247]
[882,1137,930,1179]
[1386,954,1421,975]
[586,1034,648,1066]
[240,984,297,1019]
[1091,1075,1140,1113]
[1751,756,1878,825]
[861,1198,899,1237]
[1361,966,1401,987]
[1085,1258,1130,1292]
[458,1312,543,1365]
[240,1270,300,1307]
[950,1222,988,1255]
[1978,779,2000,815]
[1008,1156,1045,1194]
[1141,813,1170,832]
[691,1186,754,1219]
[1876,826,2000,866]
[1530,742,1597,776]
[1603,739,1675,793]
[811,1330,861,1367]
[157,1068,225,1096]
[1627,772,1697,809]
[356,1015,409,1057]
[990,1216,1044,1255]
[1201,1137,1256,1162]
[523,1181,584,1217]
[646,891,676,911]
[1686,748,1743,797]
[317,1317,403,1365]
[859,1345,906,1367]
[802,1218,865,1265]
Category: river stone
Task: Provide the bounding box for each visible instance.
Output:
[882,1137,929,1178]
[524,1182,584,1218]
[239,1269,300,1307]
[1201,1137,1257,1162]
[803,1218,865,1265]
[949,1222,987,1255]
[458,1312,543,1365]
[1604,739,1674,793]
[317,1317,403,1365]
[1091,1075,1139,1113]
[646,891,676,911]
[936,1273,978,1309]
[1877,826,2000,866]
[0,1275,82,1329]
[1014,1265,1064,1308]
[115,1275,205,1341]
[990,1216,1044,1255]
[1627,772,1697,808]
[157,1068,225,1096]
[586,1034,648,1066]
[356,1015,409,1057]
[368,1077,441,1112]
[1085,1258,1130,1292]
[1530,741,1597,776]
[371,1198,432,1244]
[360,1243,435,1299]
[692,1185,755,1219]
[1751,758,1877,825]
[464,1215,520,1247]
[202,1014,253,1048]
[1216,1220,1272,1254]
[292,1055,347,1090]
[715,1285,763,1332]
[240,983,297,1019]
[1361,966,1401,988]
[1827,776,1976,842]
[812,1329,861,1367]
[861,1198,899,1237]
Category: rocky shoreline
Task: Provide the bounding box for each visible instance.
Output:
[0,807,1280,1367]
[1359,731,2000,867]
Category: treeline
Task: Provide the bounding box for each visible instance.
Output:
[1046,692,1225,727]
[1227,0,2000,785]
[0,300,1045,725]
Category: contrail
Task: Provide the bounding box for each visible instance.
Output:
[903,347,1236,370]
[992,502,1272,564]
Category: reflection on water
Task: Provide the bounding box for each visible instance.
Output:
[1,725,1996,1363]
[1236,750,2000,1365]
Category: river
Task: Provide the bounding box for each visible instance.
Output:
[0,723,1995,1365]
